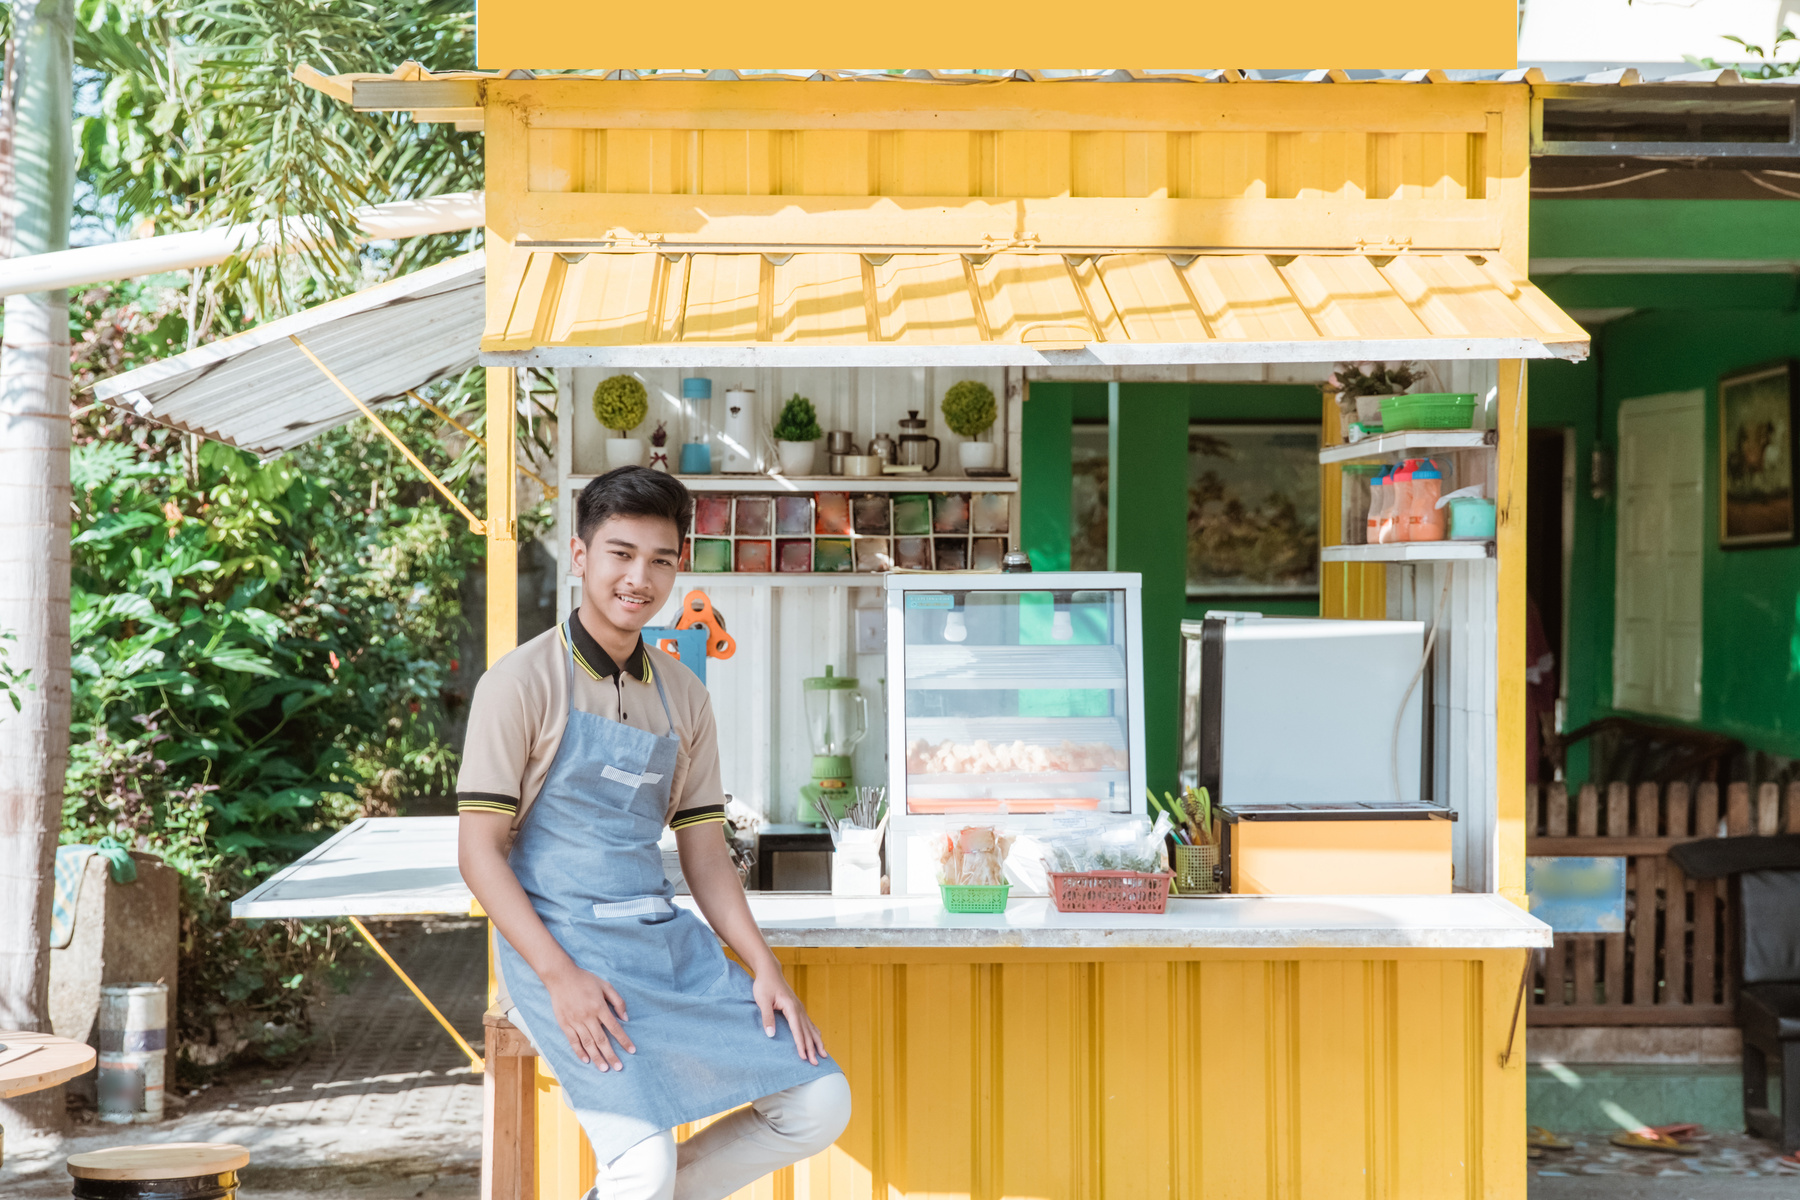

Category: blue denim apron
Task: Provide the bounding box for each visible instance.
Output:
[495,633,840,1165]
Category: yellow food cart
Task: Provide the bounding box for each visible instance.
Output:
[261,65,1579,1199]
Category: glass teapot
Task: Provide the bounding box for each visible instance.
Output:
[895,410,940,473]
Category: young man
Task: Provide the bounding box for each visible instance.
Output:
[458,467,848,1200]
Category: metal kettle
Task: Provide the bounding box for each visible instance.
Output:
[868,432,897,466]
[895,410,940,473]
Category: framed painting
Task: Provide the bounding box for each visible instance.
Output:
[1069,422,1320,596]
[1719,360,1799,548]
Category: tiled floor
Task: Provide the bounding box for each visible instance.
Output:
[2,919,486,1198]
[1530,1128,1799,1198]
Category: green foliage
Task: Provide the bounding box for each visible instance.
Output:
[1325,361,1424,399]
[1689,30,1800,78]
[72,0,483,320]
[62,289,486,1063]
[592,374,648,436]
[940,380,996,439]
[772,393,822,442]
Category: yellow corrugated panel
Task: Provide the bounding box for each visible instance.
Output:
[870,253,983,344]
[527,948,1526,1200]
[682,254,764,342]
[970,254,1096,344]
[1093,254,1209,342]
[549,252,668,345]
[770,253,868,343]
[1178,255,1319,343]
[1280,254,1432,341]
[481,250,1589,359]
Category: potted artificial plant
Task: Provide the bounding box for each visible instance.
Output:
[772,393,822,475]
[1325,361,1424,438]
[594,374,650,469]
[942,379,999,472]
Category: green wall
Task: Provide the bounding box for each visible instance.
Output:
[1020,381,1323,789]
[1529,314,1800,769]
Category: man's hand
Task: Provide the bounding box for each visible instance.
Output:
[753,968,826,1065]
[546,963,637,1071]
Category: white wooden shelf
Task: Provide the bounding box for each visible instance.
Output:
[1319,430,1494,465]
[568,473,1019,493]
[676,572,892,588]
[1321,542,1493,563]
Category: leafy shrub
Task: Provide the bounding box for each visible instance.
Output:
[593,374,648,436]
[773,394,822,442]
[64,334,487,1071]
[941,380,996,439]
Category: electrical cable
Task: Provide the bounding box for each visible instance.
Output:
[1530,168,1669,194]
[1392,562,1454,806]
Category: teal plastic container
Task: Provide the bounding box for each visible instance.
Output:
[1379,392,1478,431]
[1447,498,1497,540]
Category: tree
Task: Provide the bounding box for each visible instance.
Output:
[0,0,74,1136]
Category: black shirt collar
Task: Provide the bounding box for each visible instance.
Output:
[567,613,651,684]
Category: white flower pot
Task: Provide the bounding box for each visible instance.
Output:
[958,442,998,472]
[605,438,646,470]
[776,440,817,476]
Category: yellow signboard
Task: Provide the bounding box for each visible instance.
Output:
[475,0,1518,71]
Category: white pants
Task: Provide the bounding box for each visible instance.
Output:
[584,1072,851,1200]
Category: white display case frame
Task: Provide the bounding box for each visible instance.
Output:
[883,571,1147,895]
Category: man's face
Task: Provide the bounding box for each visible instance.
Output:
[571,513,682,634]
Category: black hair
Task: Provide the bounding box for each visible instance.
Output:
[575,466,693,545]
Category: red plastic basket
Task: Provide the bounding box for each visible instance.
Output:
[1047,870,1174,914]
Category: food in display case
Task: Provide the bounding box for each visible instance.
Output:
[885,574,1147,893]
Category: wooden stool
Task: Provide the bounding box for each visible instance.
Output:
[66,1143,248,1199]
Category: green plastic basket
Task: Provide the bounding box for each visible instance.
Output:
[940,883,1010,913]
[1379,392,1478,431]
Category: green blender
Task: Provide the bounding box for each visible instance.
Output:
[799,666,867,825]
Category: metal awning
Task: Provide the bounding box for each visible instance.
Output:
[93,253,484,457]
[480,249,1589,367]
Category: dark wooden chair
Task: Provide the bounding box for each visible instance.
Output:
[1738,870,1800,1152]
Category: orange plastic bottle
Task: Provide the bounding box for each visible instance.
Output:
[1409,460,1447,542]
[1366,467,1389,544]
[1384,460,1418,543]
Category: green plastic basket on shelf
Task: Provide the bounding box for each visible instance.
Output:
[940,883,1010,913]
[1379,392,1478,431]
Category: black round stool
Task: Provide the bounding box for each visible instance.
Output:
[66,1143,248,1199]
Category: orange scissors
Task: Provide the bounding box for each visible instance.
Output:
[675,590,737,660]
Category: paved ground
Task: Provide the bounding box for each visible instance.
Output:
[8,918,1797,1198]
[1530,1128,1800,1199]
[1,919,486,1199]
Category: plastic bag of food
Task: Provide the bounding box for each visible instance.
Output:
[934,824,1015,885]
[1038,813,1171,874]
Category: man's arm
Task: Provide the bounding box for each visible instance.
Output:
[677,824,825,1065]
[459,815,638,1071]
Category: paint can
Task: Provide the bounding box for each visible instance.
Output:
[67,1143,247,1200]
[96,982,167,1124]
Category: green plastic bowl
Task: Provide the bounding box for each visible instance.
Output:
[1379,392,1478,431]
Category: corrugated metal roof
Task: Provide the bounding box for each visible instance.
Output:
[92,254,483,457]
[481,249,1589,366]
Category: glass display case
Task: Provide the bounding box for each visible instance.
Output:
[884,573,1147,893]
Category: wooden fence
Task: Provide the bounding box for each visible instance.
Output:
[1527,780,1800,1026]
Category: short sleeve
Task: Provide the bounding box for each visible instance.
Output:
[456,663,534,818]
[667,686,728,832]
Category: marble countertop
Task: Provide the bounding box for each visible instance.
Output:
[677,892,1552,950]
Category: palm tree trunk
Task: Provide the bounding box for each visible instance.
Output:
[0,0,74,1136]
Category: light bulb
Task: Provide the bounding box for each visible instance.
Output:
[1051,610,1074,641]
[944,611,967,643]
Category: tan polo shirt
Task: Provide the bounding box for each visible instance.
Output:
[456,614,726,832]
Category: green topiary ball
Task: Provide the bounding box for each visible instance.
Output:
[941,379,997,439]
[772,393,822,442]
[593,374,649,435]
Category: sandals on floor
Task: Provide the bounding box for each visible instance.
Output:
[1610,1124,1702,1155]
[1528,1126,1573,1151]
